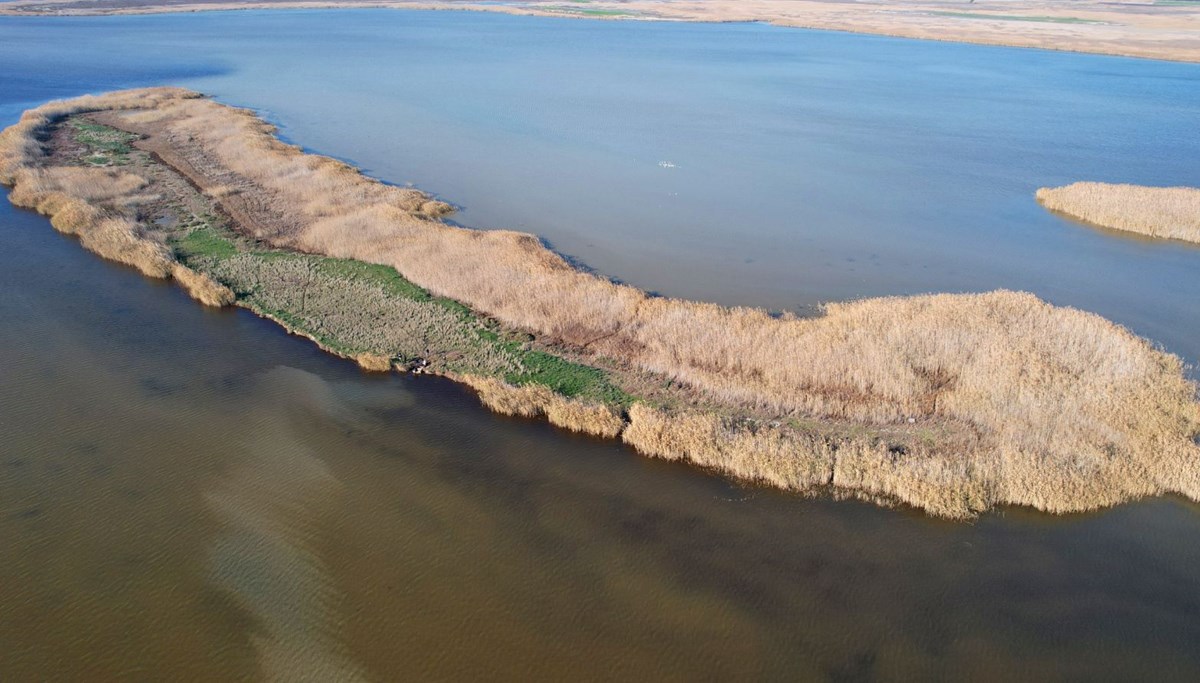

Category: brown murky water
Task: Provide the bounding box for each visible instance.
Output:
[3,196,1200,680]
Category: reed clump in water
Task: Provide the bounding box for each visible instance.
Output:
[455,374,626,438]
[1037,182,1200,244]
[2,87,1198,519]
[171,263,235,307]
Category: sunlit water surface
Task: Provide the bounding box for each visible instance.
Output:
[1,10,1200,680]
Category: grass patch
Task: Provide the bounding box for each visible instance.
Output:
[174,226,238,262]
[169,219,627,404]
[70,120,137,165]
[506,348,631,405]
[315,257,431,302]
[312,255,481,319]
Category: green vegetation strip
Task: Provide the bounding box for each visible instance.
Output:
[70,120,137,165]
[69,117,629,407]
[168,209,629,406]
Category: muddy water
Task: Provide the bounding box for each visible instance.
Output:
[3,193,1200,679]
[3,10,1200,681]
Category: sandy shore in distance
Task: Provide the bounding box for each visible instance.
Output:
[0,0,1198,63]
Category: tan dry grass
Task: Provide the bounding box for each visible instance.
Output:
[3,88,1198,517]
[0,90,219,284]
[353,353,394,372]
[77,217,174,278]
[0,87,197,184]
[456,374,625,438]
[1037,182,1200,244]
[171,263,236,307]
[8,176,173,277]
[621,403,837,491]
[11,166,149,203]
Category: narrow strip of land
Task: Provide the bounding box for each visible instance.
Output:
[1038,182,1200,244]
[3,88,1198,518]
[2,0,1199,63]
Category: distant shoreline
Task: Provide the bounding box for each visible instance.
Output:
[2,0,1199,64]
[2,88,1198,519]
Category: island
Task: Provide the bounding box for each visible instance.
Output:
[1038,182,1200,244]
[3,87,1198,518]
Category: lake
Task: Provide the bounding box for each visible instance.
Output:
[2,9,1199,679]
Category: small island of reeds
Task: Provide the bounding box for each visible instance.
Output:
[1037,182,1200,244]
[3,88,1198,519]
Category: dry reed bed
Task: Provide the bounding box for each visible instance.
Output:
[3,87,1198,518]
[1037,182,1200,244]
[0,88,234,302]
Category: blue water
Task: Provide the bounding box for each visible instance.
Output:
[2,10,1200,680]
[3,10,1199,364]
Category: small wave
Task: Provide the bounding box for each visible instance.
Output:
[207,368,370,682]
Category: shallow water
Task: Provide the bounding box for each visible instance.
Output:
[2,10,1200,680]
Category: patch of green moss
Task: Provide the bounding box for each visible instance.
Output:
[164,201,630,406]
[506,348,632,406]
[175,226,238,262]
[315,257,432,302]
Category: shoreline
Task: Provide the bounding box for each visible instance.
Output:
[1,1,1199,65]
[2,87,1198,519]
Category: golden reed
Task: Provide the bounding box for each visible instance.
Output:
[4,88,1197,518]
